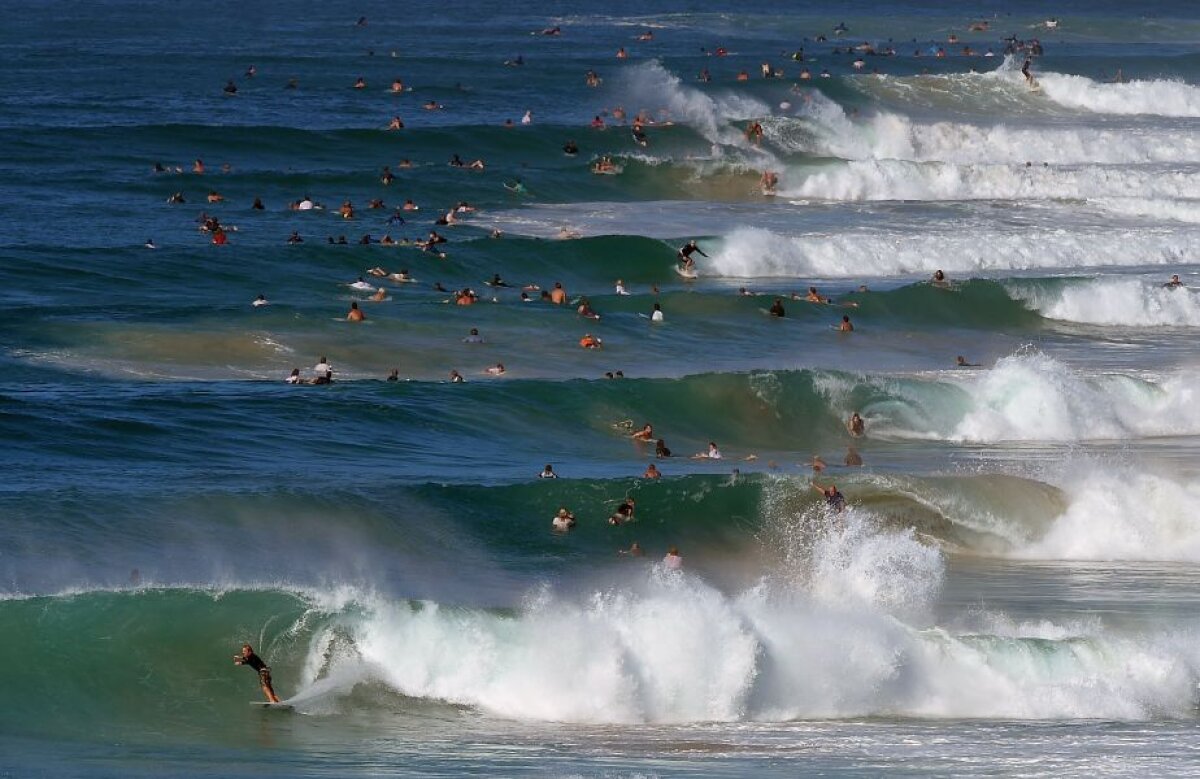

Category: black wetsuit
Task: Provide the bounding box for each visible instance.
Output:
[241,652,272,685]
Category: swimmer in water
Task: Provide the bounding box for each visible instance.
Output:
[655,438,672,458]
[932,269,948,285]
[539,464,558,479]
[631,423,654,442]
[252,294,268,307]
[615,279,630,295]
[285,368,301,384]
[463,328,484,344]
[812,481,846,513]
[847,412,865,437]
[837,315,854,332]
[347,301,365,321]
[643,463,661,479]
[1165,274,1185,289]
[650,302,664,322]
[579,333,602,349]
[449,370,465,383]
[805,287,828,304]
[956,355,980,367]
[549,282,567,305]
[769,298,786,317]
[662,547,682,570]
[484,363,506,376]
[551,507,576,532]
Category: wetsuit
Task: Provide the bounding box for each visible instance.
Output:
[241,652,273,687]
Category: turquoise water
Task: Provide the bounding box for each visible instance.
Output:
[4,1,1200,776]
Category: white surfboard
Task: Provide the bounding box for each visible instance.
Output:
[674,265,698,280]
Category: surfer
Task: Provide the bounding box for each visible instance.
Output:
[579,333,602,349]
[677,239,707,271]
[655,438,672,458]
[1021,58,1034,84]
[234,644,281,703]
[847,412,865,437]
[539,464,558,479]
[650,302,664,322]
[615,279,630,295]
[662,547,683,570]
[769,298,786,317]
[252,294,269,307]
[956,355,979,367]
[1165,274,1184,289]
[812,482,846,513]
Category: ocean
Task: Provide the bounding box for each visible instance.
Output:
[3,0,1200,776]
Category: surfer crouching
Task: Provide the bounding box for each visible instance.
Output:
[234,644,281,703]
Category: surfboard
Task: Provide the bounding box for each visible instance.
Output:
[250,701,293,710]
[674,266,698,280]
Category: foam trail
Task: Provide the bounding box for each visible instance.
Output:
[1007,277,1200,327]
[707,225,1200,277]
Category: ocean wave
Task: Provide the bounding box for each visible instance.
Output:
[1006,276,1200,327]
[769,91,1200,165]
[707,225,1198,277]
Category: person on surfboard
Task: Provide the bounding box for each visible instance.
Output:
[677,240,707,272]
[234,644,281,703]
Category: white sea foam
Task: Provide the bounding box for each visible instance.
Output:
[1016,469,1200,562]
[294,527,1200,722]
[770,92,1200,165]
[1036,70,1200,118]
[775,157,1200,202]
[814,352,1200,443]
[615,61,769,145]
[1007,277,1200,327]
[706,225,1199,277]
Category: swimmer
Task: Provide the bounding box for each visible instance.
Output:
[551,507,576,532]
[812,481,846,513]
[615,279,630,295]
[609,498,635,525]
[449,370,465,383]
[932,269,948,286]
[577,298,599,319]
[285,368,301,384]
[387,368,399,381]
[769,298,786,317]
[549,282,567,305]
[223,80,238,95]
[693,442,722,460]
[655,438,672,458]
[252,294,269,307]
[650,302,663,322]
[539,464,558,479]
[313,356,332,375]
[619,542,645,557]
[484,363,506,376]
[387,116,404,130]
[631,424,654,442]
[805,286,828,304]
[287,231,303,244]
[521,110,532,125]
[354,77,366,89]
[1165,274,1185,289]
[579,333,602,349]
[347,301,365,321]
[371,287,388,302]
[144,239,157,249]
[836,315,854,332]
[563,140,579,155]
[847,412,865,437]
[643,463,661,479]
[844,446,863,467]
[662,546,683,570]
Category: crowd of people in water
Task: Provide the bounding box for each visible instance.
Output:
[221,13,1184,701]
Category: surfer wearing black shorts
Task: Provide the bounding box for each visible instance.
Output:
[677,240,707,271]
[234,644,281,703]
